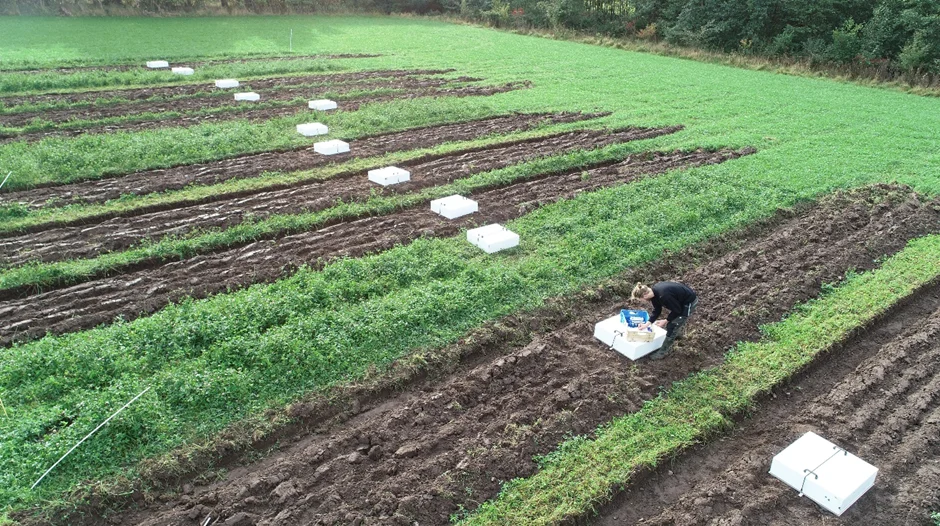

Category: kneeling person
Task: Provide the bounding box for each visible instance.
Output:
[631,281,698,360]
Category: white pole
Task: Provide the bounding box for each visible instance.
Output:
[30,386,152,490]
[290,29,293,53]
[0,171,12,191]
[0,397,7,417]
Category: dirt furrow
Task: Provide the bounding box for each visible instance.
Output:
[0,69,451,108]
[0,76,471,128]
[0,127,678,268]
[90,185,938,526]
[0,147,746,345]
[1,53,378,75]
[593,291,940,526]
[0,81,525,145]
[1,110,581,214]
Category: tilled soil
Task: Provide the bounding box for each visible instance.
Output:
[0,146,747,345]
[90,184,939,526]
[0,69,451,108]
[0,126,680,268]
[0,75,476,128]
[592,286,940,526]
[2,53,378,75]
[0,81,525,145]
[1,111,585,212]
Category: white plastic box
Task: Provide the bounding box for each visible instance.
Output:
[593,315,667,360]
[313,140,350,155]
[431,195,478,219]
[146,61,169,69]
[171,67,194,76]
[769,432,878,516]
[215,79,240,88]
[296,123,329,137]
[234,92,260,102]
[368,167,410,186]
[308,99,338,111]
[467,224,519,253]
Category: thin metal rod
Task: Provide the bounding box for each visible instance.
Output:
[31,386,152,490]
[0,397,7,417]
[0,171,12,191]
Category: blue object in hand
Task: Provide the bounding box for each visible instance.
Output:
[620,309,650,329]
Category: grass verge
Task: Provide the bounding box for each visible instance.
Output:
[459,233,940,525]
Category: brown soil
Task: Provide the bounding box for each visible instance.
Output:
[591,287,940,526]
[0,126,679,268]
[1,111,584,213]
[0,81,526,145]
[64,184,939,526]
[0,69,450,108]
[0,74,474,128]
[2,53,379,75]
[0,146,749,345]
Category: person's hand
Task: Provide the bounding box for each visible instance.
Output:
[654,320,668,328]
[638,322,651,330]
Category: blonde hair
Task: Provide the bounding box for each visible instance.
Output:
[631,282,652,300]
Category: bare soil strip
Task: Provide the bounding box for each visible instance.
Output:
[0,147,748,345]
[0,127,678,268]
[80,184,938,526]
[1,111,582,213]
[0,69,453,110]
[0,53,379,75]
[592,287,940,526]
[0,74,475,128]
[0,81,526,145]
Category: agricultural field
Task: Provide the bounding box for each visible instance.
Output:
[0,15,939,526]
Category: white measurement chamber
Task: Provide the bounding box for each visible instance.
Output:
[314,140,350,155]
[146,61,169,69]
[171,67,194,75]
[368,167,410,186]
[296,123,329,137]
[466,224,519,253]
[234,92,260,102]
[769,431,877,516]
[215,79,240,88]
[593,316,667,360]
[308,99,338,111]
[431,195,478,219]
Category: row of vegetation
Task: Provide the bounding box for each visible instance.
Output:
[0,129,667,292]
[461,232,940,524]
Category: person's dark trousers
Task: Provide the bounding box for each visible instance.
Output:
[649,298,697,360]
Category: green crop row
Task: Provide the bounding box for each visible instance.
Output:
[460,232,940,525]
[0,132,676,291]
[0,116,606,233]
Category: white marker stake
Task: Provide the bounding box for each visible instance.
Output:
[31,386,152,490]
[0,171,12,191]
[0,397,7,417]
[290,29,293,53]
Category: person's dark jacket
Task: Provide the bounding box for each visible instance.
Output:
[649,282,697,323]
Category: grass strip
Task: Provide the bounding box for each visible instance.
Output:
[459,233,940,525]
[0,149,772,513]
[0,132,666,291]
[0,96,507,191]
[0,116,610,233]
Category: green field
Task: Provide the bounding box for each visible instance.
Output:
[1,15,939,523]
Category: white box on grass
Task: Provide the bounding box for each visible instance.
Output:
[215,79,240,88]
[171,67,194,76]
[368,166,410,186]
[769,431,877,516]
[234,92,260,102]
[308,99,338,111]
[466,224,519,253]
[593,315,667,360]
[313,140,350,155]
[146,60,169,69]
[431,195,478,219]
[296,123,329,137]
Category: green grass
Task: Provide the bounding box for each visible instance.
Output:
[0,131,676,290]
[1,14,940,518]
[460,232,940,525]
